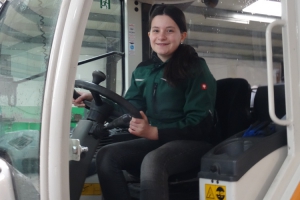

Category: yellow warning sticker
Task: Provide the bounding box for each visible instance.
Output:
[81,183,102,195]
[205,184,226,200]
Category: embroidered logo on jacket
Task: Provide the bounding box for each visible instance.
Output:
[201,83,207,90]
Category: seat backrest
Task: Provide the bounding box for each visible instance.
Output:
[252,84,286,122]
[213,78,251,144]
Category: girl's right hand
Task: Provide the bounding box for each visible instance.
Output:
[72,92,93,107]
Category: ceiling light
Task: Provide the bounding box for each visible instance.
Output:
[231,13,277,23]
[242,0,281,17]
[205,15,250,24]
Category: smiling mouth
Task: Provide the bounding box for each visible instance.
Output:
[156,43,169,46]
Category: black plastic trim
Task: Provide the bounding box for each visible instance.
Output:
[198,125,287,181]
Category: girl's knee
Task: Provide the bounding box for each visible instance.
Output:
[96,144,118,172]
[96,145,110,162]
[141,151,165,177]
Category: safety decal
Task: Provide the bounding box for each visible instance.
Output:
[100,0,110,9]
[81,183,102,196]
[128,24,136,55]
[205,184,226,200]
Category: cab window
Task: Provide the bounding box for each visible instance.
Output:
[0,0,62,194]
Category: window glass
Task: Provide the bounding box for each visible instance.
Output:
[0,0,62,196]
[183,0,282,86]
[77,0,123,95]
[73,1,123,126]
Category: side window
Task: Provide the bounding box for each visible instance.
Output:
[0,0,62,196]
[72,1,123,125]
[182,1,283,86]
[77,1,123,94]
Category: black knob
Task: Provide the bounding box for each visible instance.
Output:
[210,164,220,174]
[92,71,106,85]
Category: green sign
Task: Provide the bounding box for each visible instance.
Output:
[100,0,110,9]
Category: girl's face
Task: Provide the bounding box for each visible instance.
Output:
[148,15,187,62]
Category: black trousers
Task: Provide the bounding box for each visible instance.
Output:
[96,138,212,200]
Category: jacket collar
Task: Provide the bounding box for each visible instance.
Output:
[152,52,163,64]
[151,52,169,68]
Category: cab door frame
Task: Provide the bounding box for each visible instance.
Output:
[264,0,300,199]
[40,0,93,199]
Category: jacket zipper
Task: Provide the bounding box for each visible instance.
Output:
[152,83,158,113]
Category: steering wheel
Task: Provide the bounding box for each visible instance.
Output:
[74,71,142,119]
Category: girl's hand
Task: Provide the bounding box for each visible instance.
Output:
[72,92,93,107]
[128,111,158,140]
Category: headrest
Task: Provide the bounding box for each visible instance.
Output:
[215,78,251,140]
[216,78,250,110]
[253,84,286,122]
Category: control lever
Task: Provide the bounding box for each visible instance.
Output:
[91,70,106,106]
[104,114,132,129]
[92,70,106,85]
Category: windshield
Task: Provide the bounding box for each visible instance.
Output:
[0,0,61,197]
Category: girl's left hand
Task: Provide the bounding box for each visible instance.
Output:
[128,111,158,140]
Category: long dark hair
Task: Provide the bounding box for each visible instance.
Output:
[149,5,199,86]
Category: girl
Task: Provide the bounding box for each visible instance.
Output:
[74,5,216,200]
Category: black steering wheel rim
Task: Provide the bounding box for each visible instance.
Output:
[75,80,142,119]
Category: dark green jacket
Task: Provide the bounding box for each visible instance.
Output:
[113,53,216,142]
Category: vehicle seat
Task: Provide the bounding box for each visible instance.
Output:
[251,83,286,122]
[127,78,252,200]
[213,78,252,144]
[197,83,287,200]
